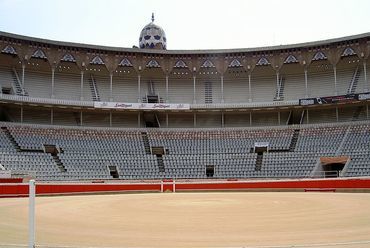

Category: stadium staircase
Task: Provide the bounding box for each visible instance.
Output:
[205,82,213,103]
[347,66,361,94]
[156,155,165,172]
[1,127,21,151]
[274,76,285,101]
[89,75,101,101]
[141,132,151,154]
[289,129,300,151]
[335,127,350,156]
[11,68,28,96]
[51,153,66,172]
[255,153,263,171]
[1,127,66,172]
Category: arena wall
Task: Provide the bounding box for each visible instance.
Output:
[1,178,370,197]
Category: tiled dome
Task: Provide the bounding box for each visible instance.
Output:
[139,14,167,50]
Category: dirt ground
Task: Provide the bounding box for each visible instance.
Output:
[0,192,370,248]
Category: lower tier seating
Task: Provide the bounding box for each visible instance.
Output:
[0,121,369,181]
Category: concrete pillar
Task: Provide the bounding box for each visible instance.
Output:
[364,61,368,92]
[304,68,308,97]
[333,65,337,95]
[248,73,252,102]
[21,63,25,87]
[193,76,196,104]
[80,70,84,101]
[165,75,169,103]
[137,74,141,103]
[110,73,113,102]
[109,111,112,127]
[51,67,55,98]
[276,71,280,100]
[220,75,224,103]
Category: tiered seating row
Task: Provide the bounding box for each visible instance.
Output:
[0,122,368,180]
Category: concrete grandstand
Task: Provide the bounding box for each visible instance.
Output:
[0,17,369,182]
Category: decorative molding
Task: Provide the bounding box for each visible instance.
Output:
[284,54,299,64]
[90,55,105,65]
[341,47,356,57]
[146,59,161,68]
[200,59,215,68]
[256,57,270,66]
[312,51,327,61]
[31,49,47,59]
[119,58,133,67]
[1,45,17,55]
[174,59,188,68]
[61,53,76,62]
[228,59,242,67]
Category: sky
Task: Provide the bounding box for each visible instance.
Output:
[0,0,369,50]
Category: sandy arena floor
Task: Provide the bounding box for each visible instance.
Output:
[0,192,370,248]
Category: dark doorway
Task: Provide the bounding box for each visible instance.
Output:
[323,163,345,178]
[206,165,214,178]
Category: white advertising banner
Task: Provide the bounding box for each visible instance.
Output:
[94,102,190,110]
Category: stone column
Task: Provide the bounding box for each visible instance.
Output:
[220,74,224,103]
[109,111,112,127]
[165,74,169,103]
[276,71,280,100]
[363,61,368,92]
[51,67,55,98]
[21,63,25,87]
[333,65,337,95]
[221,112,224,127]
[20,106,23,123]
[304,68,308,97]
[80,70,84,101]
[137,74,141,103]
[193,75,196,104]
[110,72,113,102]
[248,73,252,102]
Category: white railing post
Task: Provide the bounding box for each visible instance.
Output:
[29,179,36,248]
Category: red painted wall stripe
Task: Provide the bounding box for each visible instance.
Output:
[0,178,369,197]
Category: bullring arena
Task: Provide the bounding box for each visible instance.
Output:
[0,11,370,248]
[0,190,370,248]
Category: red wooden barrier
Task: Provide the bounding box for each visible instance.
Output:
[0,178,369,197]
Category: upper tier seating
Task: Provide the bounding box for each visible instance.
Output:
[0,64,362,104]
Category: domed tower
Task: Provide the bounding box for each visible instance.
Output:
[139,13,167,50]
